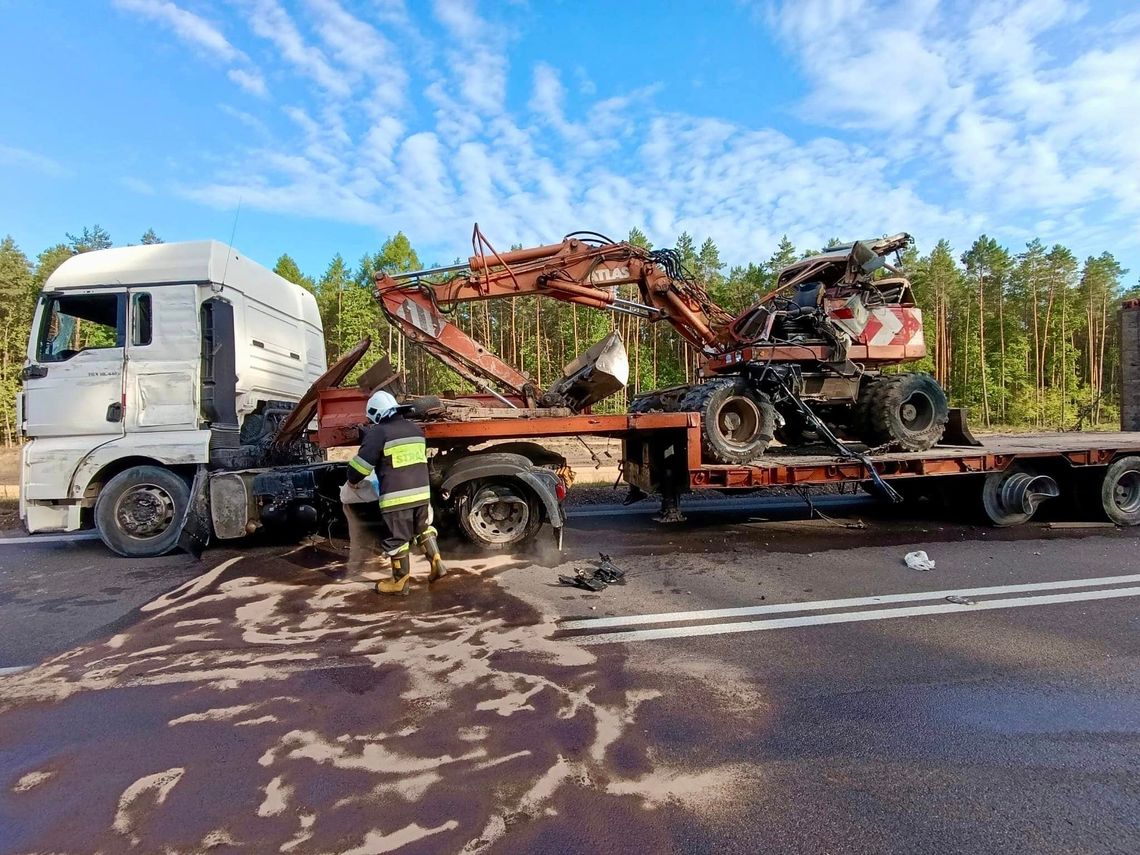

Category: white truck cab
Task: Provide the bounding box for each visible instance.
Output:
[20,241,326,554]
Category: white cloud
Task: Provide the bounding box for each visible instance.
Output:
[0,143,65,177]
[115,0,269,100]
[432,0,508,114]
[304,0,407,112]
[114,0,242,62]
[227,67,267,97]
[243,0,351,98]
[157,0,1138,273]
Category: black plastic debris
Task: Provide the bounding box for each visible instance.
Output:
[558,553,628,592]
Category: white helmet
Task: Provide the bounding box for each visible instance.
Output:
[365,389,400,424]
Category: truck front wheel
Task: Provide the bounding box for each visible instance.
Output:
[95,465,190,557]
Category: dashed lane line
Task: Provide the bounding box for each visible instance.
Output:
[569,585,1140,645]
[559,572,1140,631]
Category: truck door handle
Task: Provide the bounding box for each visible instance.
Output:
[106,402,123,422]
[21,365,47,380]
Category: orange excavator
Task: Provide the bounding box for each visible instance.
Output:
[374,226,950,465]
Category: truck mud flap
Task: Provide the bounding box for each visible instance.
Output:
[939,407,983,447]
[177,465,212,559]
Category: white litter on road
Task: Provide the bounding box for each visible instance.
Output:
[905,550,935,571]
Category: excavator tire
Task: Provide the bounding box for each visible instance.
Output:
[849,376,883,442]
[681,378,777,464]
[865,372,949,452]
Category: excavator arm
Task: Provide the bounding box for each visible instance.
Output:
[374,226,731,407]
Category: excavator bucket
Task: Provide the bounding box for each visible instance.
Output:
[544,331,630,412]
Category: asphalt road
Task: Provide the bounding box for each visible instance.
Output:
[1,500,1139,853]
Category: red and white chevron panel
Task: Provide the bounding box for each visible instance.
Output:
[826,296,925,348]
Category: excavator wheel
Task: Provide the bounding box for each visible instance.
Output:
[681,378,777,464]
[864,372,949,452]
[849,376,883,442]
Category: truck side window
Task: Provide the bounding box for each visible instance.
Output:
[131,293,152,346]
[37,293,125,362]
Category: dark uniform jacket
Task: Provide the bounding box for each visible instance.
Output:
[346,415,430,510]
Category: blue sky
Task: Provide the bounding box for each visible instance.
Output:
[2,0,1138,281]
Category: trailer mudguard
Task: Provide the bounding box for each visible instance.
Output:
[439,452,563,527]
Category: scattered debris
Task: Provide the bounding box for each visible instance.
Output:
[945,595,976,605]
[559,554,628,592]
[904,550,936,571]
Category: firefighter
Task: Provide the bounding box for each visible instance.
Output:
[346,390,447,595]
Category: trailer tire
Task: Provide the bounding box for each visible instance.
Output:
[95,465,190,557]
[457,479,543,550]
[980,466,1060,527]
[1098,456,1140,526]
[681,378,777,464]
[866,373,948,452]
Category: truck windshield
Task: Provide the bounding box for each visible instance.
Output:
[37,293,125,362]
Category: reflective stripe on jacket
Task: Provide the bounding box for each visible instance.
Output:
[345,415,431,510]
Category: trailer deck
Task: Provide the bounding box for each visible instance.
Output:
[316,388,1140,494]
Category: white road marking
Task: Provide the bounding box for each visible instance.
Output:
[571,585,1140,645]
[560,573,1140,631]
[0,665,33,677]
[0,532,101,546]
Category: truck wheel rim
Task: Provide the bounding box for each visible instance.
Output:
[899,390,935,432]
[717,396,762,450]
[1112,470,1140,514]
[115,484,176,539]
[469,486,529,543]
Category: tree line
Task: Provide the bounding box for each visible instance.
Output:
[0,224,1135,446]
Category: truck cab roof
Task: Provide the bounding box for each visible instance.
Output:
[43,240,321,329]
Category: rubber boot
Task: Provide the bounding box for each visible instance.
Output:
[377,552,413,596]
[416,527,448,582]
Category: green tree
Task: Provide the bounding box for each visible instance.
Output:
[66,225,112,253]
[140,228,163,245]
[273,254,316,293]
[627,227,652,250]
[0,237,34,443]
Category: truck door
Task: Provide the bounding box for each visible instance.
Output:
[122,286,200,431]
[22,289,127,438]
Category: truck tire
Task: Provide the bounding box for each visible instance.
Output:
[95,465,190,557]
[457,479,543,550]
[1098,456,1140,526]
[681,378,777,465]
[865,373,948,452]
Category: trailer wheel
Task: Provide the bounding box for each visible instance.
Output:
[981,467,1060,527]
[866,373,948,452]
[1098,456,1140,526]
[681,379,777,464]
[95,465,190,557]
[457,479,543,550]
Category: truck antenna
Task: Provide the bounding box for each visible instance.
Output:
[219,199,242,290]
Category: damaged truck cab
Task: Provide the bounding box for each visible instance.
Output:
[18,241,567,557]
[19,241,327,555]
